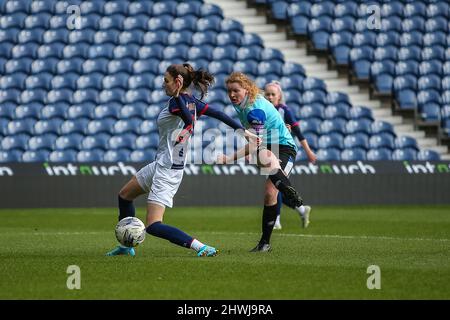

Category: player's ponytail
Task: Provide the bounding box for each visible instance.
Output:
[166,63,215,99]
[183,63,215,99]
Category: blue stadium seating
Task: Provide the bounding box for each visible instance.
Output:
[0,0,445,163]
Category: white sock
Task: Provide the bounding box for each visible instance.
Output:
[275,215,281,224]
[190,239,205,252]
[296,205,305,216]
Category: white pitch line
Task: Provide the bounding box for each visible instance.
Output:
[204,231,450,243]
[1,231,449,243]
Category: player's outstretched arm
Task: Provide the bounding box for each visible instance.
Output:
[216,143,254,164]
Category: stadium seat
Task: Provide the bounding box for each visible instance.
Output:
[371,121,395,136]
[103,149,130,162]
[344,133,369,150]
[113,118,142,135]
[323,105,348,120]
[60,119,90,136]
[144,106,160,120]
[1,134,29,151]
[80,1,105,15]
[77,149,104,162]
[119,104,146,119]
[348,106,373,121]
[26,134,56,151]
[1,74,26,90]
[98,15,125,31]
[138,121,159,137]
[128,74,155,90]
[24,14,50,29]
[216,33,241,48]
[345,119,373,135]
[48,150,77,162]
[7,119,36,135]
[0,89,21,104]
[54,134,83,151]
[200,3,223,19]
[316,148,341,161]
[367,148,392,161]
[130,149,158,162]
[430,60,447,77]
[22,150,49,162]
[0,103,16,119]
[419,103,440,122]
[341,148,366,161]
[318,134,344,149]
[15,103,43,119]
[417,149,440,161]
[34,119,63,136]
[395,136,419,150]
[0,150,23,162]
[392,148,418,161]
[107,134,136,150]
[86,119,116,135]
[65,104,93,120]
[418,75,441,91]
[369,134,395,150]
[300,118,321,135]
[135,135,160,150]
[50,74,77,90]
[81,134,110,151]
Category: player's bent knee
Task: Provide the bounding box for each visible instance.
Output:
[119,177,145,201]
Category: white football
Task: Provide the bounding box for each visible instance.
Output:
[115,217,146,248]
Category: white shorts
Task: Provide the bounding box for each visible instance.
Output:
[135,162,184,208]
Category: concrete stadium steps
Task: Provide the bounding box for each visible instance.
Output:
[205,0,450,159]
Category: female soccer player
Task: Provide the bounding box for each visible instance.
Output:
[264,81,317,230]
[217,72,309,252]
[106,63,255,257]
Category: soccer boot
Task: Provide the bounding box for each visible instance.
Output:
[250,242,272,252]
[106,246,135,256]
[283,186,303,208]
[197,245,218,257]
[301,206,311,228]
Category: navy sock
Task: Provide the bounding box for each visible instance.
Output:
[260,204,278,244]
[146,222,193,248]
[118,195,135,221]
[276,192,283,218]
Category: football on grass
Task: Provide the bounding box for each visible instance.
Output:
[115,217,146,247]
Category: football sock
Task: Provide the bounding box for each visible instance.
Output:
[118,195,135,221]
[260,204,278,244]
[146,222,193,248]
[281,195,306,217]
[270,169,302,209]
[269,169,293,195]
[297,205,306,216]
[190,239,205,252]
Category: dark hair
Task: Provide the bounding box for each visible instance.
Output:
[166,63,215,99]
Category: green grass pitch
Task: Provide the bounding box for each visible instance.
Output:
[0,206,449,299]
